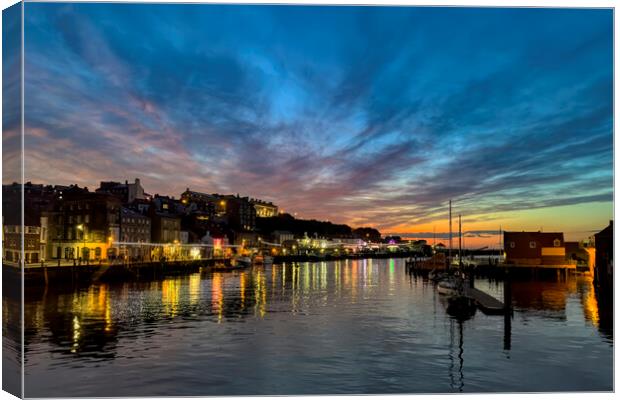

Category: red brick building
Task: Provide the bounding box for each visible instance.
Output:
[504,231,569,266]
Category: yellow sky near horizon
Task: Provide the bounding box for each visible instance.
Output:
[390,200,613,248]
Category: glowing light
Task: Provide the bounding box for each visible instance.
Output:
[190,247,201,259]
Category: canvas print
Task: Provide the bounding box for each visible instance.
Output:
[1,2,614,397]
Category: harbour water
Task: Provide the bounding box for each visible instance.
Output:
[8,258,613,396]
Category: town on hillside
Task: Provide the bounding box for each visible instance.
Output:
[2,178,612,290]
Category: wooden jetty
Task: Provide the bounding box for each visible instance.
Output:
[462,286,506,315]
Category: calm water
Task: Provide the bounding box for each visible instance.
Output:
[11,258,613,396]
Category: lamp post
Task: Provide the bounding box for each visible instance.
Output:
[77,224,85,264]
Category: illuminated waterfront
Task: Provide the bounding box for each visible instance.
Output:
[12,259,613,396]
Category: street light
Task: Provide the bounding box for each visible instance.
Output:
[76,224,85,262]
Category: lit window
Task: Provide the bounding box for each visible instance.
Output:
[553,239,561,247]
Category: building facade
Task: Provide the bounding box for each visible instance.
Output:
[45,188,121,261]
[504,231,568,266]
[222,195,256,232]
[96,178,147,204]
[250,198,278,218]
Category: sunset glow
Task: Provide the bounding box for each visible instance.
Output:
[5,4,613,246]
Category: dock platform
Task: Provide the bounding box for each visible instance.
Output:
[463,286,506,315]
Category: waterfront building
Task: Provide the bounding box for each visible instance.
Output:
[272,230,294,244]
[2,217,43,264]
[331,237,365,251]
[150,213,181,244]
[201,231,230,258]
[44,187,121,261]
[594,221,613,288]
[96,178,148,204]
[180,231,189,244]
[250,198,278,218]
[2,182,58,264]
[120,207,151,243]
[150,195,183,244]
[119,207,151,260]
[503,231,570,266]
[179,189,220,242]
[234,231,259,247]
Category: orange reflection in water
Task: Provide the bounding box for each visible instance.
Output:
[211,273,224,322]
[580,277,600,328]
[188,273,201,306]
[162,277,181,318]
[511,277,577,312]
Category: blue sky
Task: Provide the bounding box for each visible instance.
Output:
[11,4,614,241]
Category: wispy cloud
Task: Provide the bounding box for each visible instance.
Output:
[10,4,612,234]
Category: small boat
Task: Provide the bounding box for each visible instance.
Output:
[252,254,274,265]
[437,276,463,296]
[437,280,458,295]
[232,256,252,268]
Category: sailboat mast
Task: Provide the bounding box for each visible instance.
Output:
[449,200,452,262]
[459,214,462,267]
[499,225,502,259]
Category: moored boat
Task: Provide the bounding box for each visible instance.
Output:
[252,254,274,265]
[232,255,252,268]
[437,279,459,295]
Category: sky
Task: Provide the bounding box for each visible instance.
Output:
[5,4,614,246]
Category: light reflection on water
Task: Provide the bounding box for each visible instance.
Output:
[10,258,613,396]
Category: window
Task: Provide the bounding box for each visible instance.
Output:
[85,215,89,223]
[553,239,561,247]
[529,241,537,249]
[509,241,515,248]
